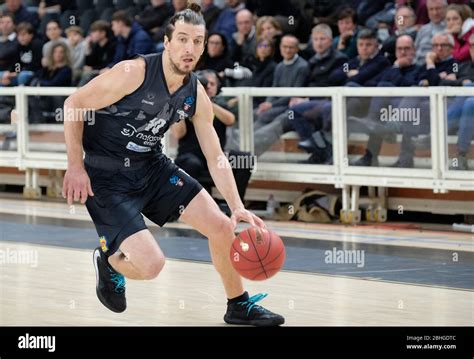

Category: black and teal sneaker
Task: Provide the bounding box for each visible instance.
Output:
[224,293,285,327]
[93,247,126,313]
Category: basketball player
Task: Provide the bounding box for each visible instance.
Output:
[61,3,284,327]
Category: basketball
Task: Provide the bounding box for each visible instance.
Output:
[230,227,286,281]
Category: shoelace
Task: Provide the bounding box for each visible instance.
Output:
[109,269,126,294]
[237,293,269,316]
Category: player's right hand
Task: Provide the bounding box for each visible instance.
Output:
[62,166,94,205]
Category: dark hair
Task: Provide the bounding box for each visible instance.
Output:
[165,2,206,41]
[357,28,377,41]
[337,7,357,24]
[16,22,34,35]
[90,20,111,34]
[111,10,133,27]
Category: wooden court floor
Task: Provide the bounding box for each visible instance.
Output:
[0,241,472,326]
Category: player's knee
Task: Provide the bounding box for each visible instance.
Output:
[212,214,234,239]
[140,254,165,280]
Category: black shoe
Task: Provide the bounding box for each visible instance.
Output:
[224,293,285,327]
[93,247,127,313]
[351,152,379,166]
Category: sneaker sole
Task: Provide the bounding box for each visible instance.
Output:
[224,315,285,327]
[93,249,126,313]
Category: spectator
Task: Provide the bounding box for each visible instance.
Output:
[79,20,116,85]
[0,14,18,73]
[136,0,174,40]
[108,10,154,68]
[351,35,424,166]
[230,9,256,67]
[65,25,86,84]
[42,19,69,67]
[414,0,448,65]
[1,21,41,86]
[333,7,361,59]
[29,41,72,123]
[0,0,38,27]
[34,41,72,86]
[213,0,245,45]
[381,6,418,63]
[256,16,283,62]
[196,32,233,77]
[241,37,276,106]
[254,34,309,127]
[329,29,391,86]
[445,4,474,62]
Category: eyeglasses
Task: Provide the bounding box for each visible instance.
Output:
[432,43,452,48]
[258,43,270,48]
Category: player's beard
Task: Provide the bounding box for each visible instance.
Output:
[168,53,194,76]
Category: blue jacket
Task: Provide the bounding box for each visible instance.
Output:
[109,22,154,67]
[377,63,424,87]
[329,52,391,86]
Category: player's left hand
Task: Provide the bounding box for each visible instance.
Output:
[230,207,266,231]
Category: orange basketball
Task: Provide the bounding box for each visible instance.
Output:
[230,227,286,281]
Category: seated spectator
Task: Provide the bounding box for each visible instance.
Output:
[438,33,474,170]
[29,41,72,123]
[381,6,418,63]
[108,10,154,69]
[79,20,116,86]
[238,37,276,106]
[333,7,361,59]
[42,19,69,67]
[33,41,72,86]
[329,28,391,86]
[212,0,245,45]
[0,0,38,27]
[136,0,174,41]
[65,25,86,84]
[350,35,424,166]
[196,32,233,77]
[0,14,18,73]
[254,34,309,128]
[414,0,448,65]
[445,3,474,62]
[171,70,252,201]
[256,16,283,62]
[230,9,256,67]
[1,21,41,86]
[355,32,459,168]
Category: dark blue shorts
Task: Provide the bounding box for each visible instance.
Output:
[85,154,203,255]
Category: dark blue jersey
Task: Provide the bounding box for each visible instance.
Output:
[83,53,198,162]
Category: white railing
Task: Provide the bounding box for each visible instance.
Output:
[0,86,473,193]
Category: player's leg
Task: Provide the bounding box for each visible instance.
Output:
[179,189,243,299]
[108,229,165,280]
[179,188,285,326]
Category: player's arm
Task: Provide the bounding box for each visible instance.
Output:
[62,59,145,205]
[193,84,265,230]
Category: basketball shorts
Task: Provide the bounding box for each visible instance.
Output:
[84,154,203,255]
